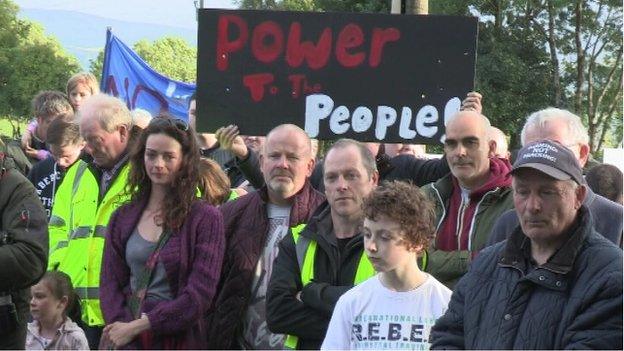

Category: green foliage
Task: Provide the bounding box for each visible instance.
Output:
[90,37,197,84]
[133,37,197,83]
[0,0,80,120]
[89,50,105,82]
[238,0,388,12]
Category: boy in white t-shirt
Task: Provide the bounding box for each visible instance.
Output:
[322,181,451,350]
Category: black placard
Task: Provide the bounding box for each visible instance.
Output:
[197,9,477,143]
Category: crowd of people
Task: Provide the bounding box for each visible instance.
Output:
[0,71,622,350]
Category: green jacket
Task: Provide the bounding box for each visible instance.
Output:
[422,173,514,288]
[48,160,90,270]
[54,161,131,327]
[0,149,48,349]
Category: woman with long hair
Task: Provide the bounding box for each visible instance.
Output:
[99,115,225,349]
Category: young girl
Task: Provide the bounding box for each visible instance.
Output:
[26,271,89,350]
[322,181,451,350]
[99,115,225,349]
[66,72,99,111]
[198,158,247,205]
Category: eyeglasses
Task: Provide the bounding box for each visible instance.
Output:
[149,117,189,131]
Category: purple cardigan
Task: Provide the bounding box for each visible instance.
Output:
[100,198,225,348]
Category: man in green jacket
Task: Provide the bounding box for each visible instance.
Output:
[54,94,134,349]
[0,143,48,349]
[266,139,379,350]
[422,110,514,288]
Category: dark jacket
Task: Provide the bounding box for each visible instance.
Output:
[487,186,623,247]
[0,152,48,349]
[422,158,514,288]
[266,201,368,350]
[100,199,225,349]
[27,156,61,219]
[206,181,325,349]
[430,206,623,350]
[237,151,450,193]
[231,149,266,190]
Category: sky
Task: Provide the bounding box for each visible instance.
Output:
[13,0,238,29]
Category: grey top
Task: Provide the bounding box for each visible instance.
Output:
[125,227,173,302]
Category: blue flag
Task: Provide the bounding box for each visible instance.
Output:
[100,28,196,120]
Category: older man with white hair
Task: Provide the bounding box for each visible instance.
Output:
[488,107,623,246]
[54,94,135,348]
[488,126,511,160]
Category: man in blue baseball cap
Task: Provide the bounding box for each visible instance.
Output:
[430,140,623,350]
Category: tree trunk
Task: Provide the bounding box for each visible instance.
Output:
[574,0,584,114]
[405,0,428,15]
[546,0,562,106]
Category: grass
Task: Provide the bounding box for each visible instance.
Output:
[0,117,27,140]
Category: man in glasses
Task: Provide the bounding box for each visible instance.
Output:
[53,94,135,349]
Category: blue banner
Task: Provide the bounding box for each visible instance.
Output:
[100,28,196,120]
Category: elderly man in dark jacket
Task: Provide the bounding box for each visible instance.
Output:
[431,140,623,350]
[206,124,325,349]
[487,107,623,246]
[0,146,48,349]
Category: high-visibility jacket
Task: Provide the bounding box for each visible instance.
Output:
[227,189,239,201]
[284,224,375,350]
[48,160,90,270]
[55,162,131,327]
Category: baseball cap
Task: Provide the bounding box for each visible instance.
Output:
[511,140,583,184]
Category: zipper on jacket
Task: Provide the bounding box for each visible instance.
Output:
[455,198,469,249]
[431,184,447,233]
[467,187,500,250]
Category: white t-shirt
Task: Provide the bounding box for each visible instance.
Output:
[321,274,451,350]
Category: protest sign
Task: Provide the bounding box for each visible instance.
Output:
[197,9,477,143]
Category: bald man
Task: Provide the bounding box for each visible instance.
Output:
[421,111,515,288]
[207,124,325,349]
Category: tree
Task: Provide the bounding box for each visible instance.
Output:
[0,0,80,122]
[525,0,623,152]
[571,0,622,152]
[89,50,105,82]
[134,37,197,83]
[238,0,388,12]
[90,36,197,83]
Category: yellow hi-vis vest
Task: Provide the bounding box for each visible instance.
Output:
[227,189,239,201]
[48,160,90,270]
[284,224,375,350]
[56,162,131,327]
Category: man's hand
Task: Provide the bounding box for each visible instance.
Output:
[215,125,249,159]
[460,91,482,114]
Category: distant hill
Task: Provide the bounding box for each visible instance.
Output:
[18,8,197,70]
